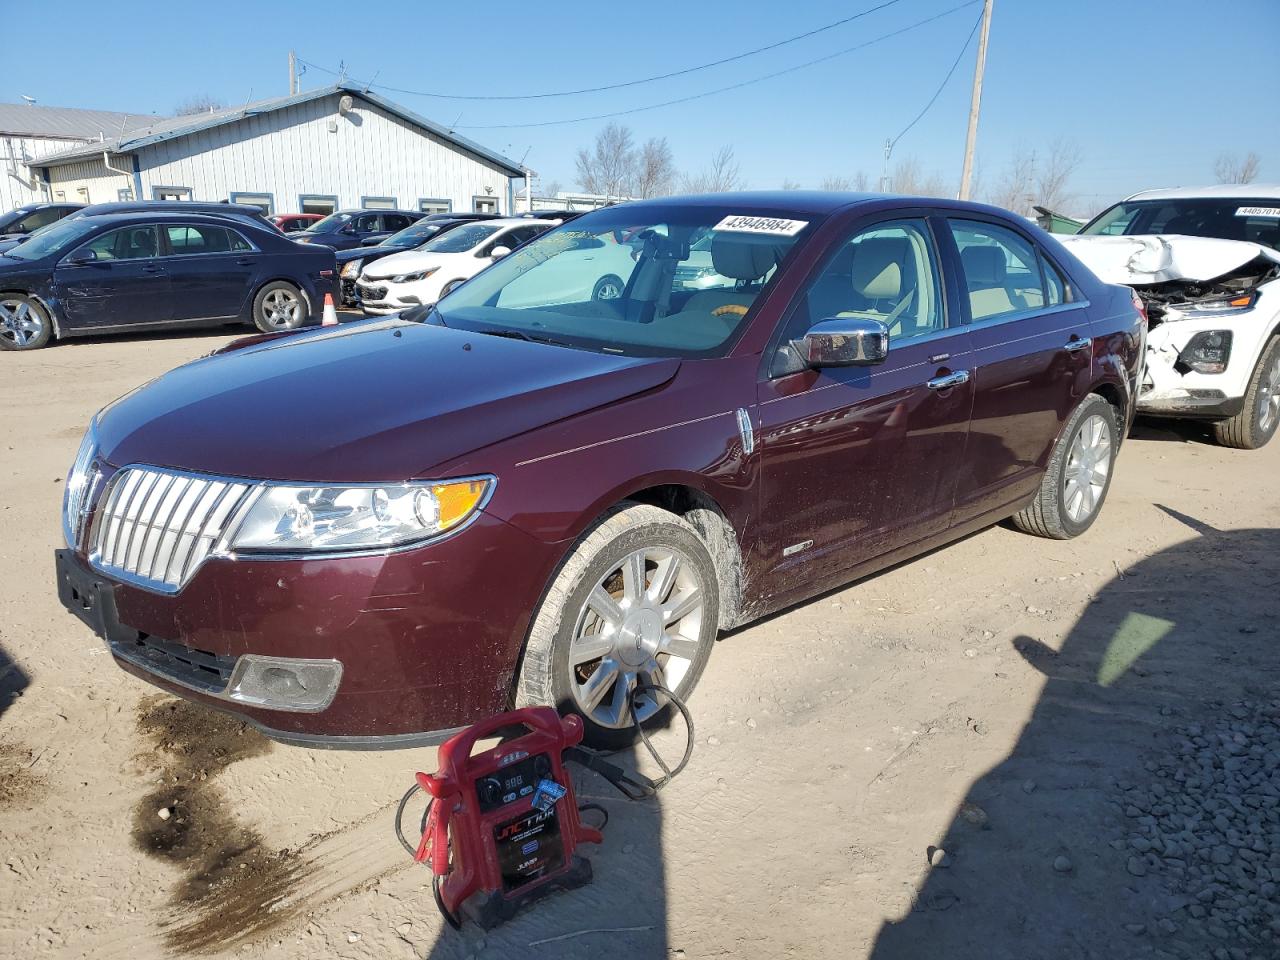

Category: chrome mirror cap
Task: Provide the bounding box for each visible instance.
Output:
[802,317,890,367]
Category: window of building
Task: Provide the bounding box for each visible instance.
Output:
[419,198,452,215]
[361,196,397,210]
[152,186,192,201]
[228,192,274,215]
[299,194,338,216]
[164,224,253,255]
[117,187,134,202]
[473,196,499,214]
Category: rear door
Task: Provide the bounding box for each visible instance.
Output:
[753,215,974,595]
[941,217,1095,521]
[55,225,171,330]
[162,223,260,322]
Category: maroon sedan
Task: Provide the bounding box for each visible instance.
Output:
[271,213,324,234]
[55,193,1144,748]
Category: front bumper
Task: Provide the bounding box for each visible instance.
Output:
[55,511,564,747]
[1135,318,1254,419]
[356,278,437,316]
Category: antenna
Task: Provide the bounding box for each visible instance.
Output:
[362,70,380,94]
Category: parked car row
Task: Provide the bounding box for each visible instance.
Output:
[54,191,1149,749]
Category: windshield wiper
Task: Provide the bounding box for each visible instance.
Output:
[479,327,570,348]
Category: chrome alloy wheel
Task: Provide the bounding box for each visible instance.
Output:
[1063,413,1112,523]
[569,546,704,729]
[595,280,622,300]
[1257,352,1280,434]
[0,297,44,347]
[261,288,303,328]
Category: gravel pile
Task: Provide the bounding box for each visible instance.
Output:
[1114,699,1280,957]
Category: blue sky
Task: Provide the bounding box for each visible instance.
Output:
[4,0,1276,214]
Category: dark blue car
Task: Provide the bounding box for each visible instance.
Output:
[0,202,84,243]
[0,211,337,350]
[293,208,425,250]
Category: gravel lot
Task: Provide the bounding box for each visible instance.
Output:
[1,326,1277,960]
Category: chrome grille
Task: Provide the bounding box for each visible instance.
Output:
[90,467,253,592]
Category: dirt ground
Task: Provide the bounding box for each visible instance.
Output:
[1,326,1277,960]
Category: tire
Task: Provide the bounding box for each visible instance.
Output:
[591,275,624,301]
[252,281,307,333]
[1012,393,1119,540]
[1212,336,1280,450]
[516,502,719,749]
[0,294,53,350]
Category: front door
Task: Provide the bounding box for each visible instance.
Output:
[942,217,1096,521]
[55,225,171,330]
[161,223,259,322]
[753,217,974,597]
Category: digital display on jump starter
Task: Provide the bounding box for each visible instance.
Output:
[476,752,551,812]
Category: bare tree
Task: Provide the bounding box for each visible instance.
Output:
[541,179,562,199]
[174,94,226,116]
[1214,151,1261,184]
[987,147,1036,214]
[821,175,852,191]
[853,170,870,191]
[891,156,949,197]
[780,178,803,190]
[575,123,637,198]
[681,145,743,194]
[634,137,677,199]
[1035,138,1082,211]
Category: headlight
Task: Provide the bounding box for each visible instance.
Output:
[230,476,493,553]
[392,267,438,284]
[1177,330,1233,375]
[341,259,363,278]
[62,420,98,548]
[1168,291,1257,318]
[295,236,312,244]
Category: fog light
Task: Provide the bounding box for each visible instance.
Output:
[1177,330,1232,375]
[226,655,342,712]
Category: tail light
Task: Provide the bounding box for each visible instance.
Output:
[1129,287,1148,328]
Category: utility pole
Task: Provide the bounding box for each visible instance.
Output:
[288,51,299,96]
[958,0,994,200]
[524,167,532,213]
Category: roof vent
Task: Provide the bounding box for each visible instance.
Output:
[338,95,354,115]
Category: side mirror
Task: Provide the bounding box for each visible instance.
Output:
[489,245,512,261]
[801,317,890,367]
[66,248,98,265]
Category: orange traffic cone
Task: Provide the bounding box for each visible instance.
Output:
[322,292,339,327]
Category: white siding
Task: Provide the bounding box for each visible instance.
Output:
[1,135,99,211]
[134,95,513,214]
[45,157,132,205]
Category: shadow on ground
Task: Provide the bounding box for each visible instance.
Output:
[0,642,29,722]
[870,512,1279,960]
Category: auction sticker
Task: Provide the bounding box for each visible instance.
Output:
[1236,206,1280,218]
[714,215,809,236]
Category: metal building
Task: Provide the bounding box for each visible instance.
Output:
[3,85,523,217]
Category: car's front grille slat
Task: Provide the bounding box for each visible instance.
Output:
[90,467,253,592]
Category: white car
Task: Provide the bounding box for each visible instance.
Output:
[356,219,555,315]
[1062,184,1280,449]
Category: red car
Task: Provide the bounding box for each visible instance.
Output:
[55,193,1144,747]
[271,213,324,234]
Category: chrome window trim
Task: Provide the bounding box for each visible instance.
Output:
[159,223,261,258]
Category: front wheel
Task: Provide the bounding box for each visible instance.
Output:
[1213,336,1280,450]
[0,294,52,350]
[252,281,306,333]
[516,503,719,748]
[591,275,624,301]
[1012,393,1119,539]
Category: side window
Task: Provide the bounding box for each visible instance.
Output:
[165,224,236,254]
[949,220,1045,322]
[784,218,945,344]
[354,214,380,232]
[16,207,65,232]
[228,230,253,252]
[384,213,412,232]
[1041,254,1067,306]
[76,226,159,261]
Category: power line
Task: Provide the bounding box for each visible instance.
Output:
[299,0,907,102]
[453,1,981,131]
[889,9,983,149]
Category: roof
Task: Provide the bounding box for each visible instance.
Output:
[0,101,161,141]
[1128,184,1280,201]
[35,85,523,176]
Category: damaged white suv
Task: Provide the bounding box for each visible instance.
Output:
[1062,185,1280,449]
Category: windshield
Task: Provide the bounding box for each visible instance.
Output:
[433,206,817,358]
[420,223,499,254]
[4,217,99,261]
[302,212,352,234]
[383,220,450,247]
[1080,198,1280,250]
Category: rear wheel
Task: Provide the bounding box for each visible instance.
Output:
[252,282,306,333]
[591,275,624,301]
[1213,336,1280,450]
[516,503,719,748]
[0,294,52,350]
[1012,393,1118,539]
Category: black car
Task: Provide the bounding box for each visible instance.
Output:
[335,216,487,305]
[0,211,337,351]
[0,203,84,243]
[294,208,426,250]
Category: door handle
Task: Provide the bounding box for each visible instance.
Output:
[1064,337,1092,353]
[236,257,256,266]
[927,370,970,390]
[141,264,164,275]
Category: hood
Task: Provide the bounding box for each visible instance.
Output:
[1059,234,1280,285]
[95,318,680,482]
[363,248,454,279]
